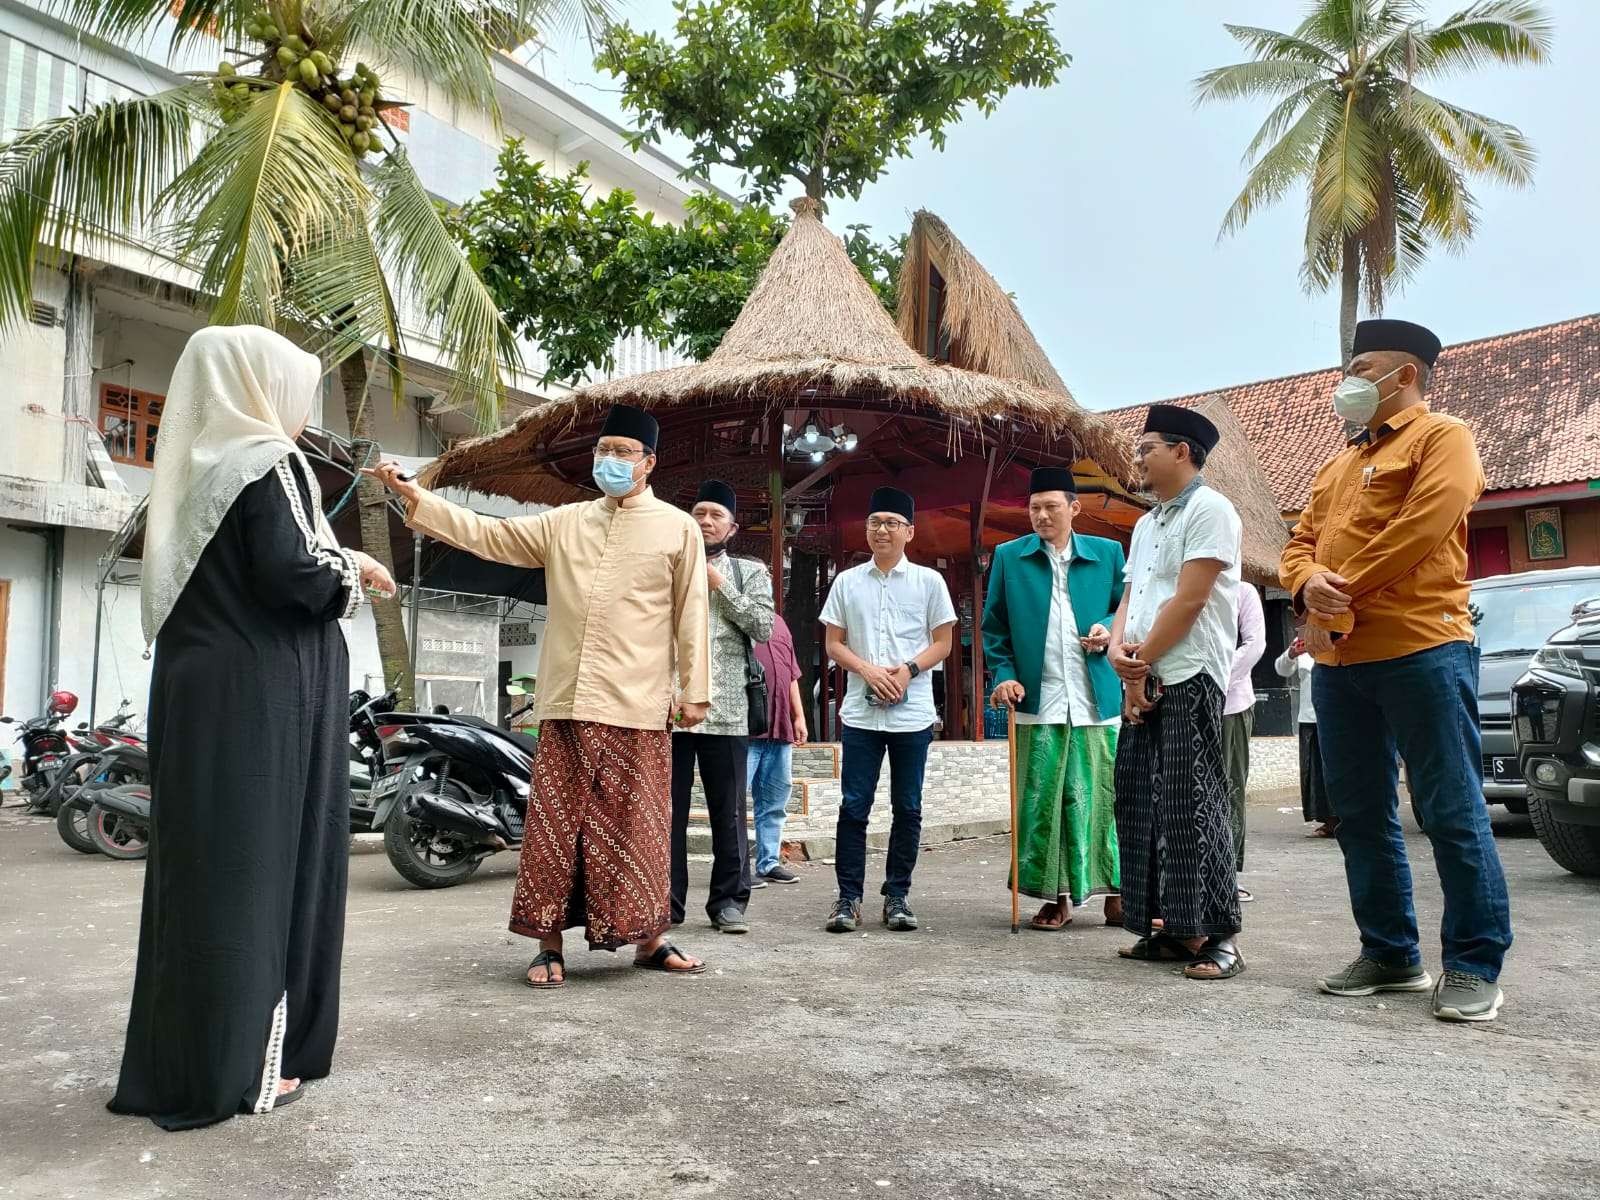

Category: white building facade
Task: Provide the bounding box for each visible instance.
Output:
[0,0,704,744]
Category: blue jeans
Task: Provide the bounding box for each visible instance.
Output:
[835,723,934,903]
[1313,641,1512,981]
[747,739,793,876]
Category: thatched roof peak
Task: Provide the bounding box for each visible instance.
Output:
[898,209,1075,402]
[699,190,926,372]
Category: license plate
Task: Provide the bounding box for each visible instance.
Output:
[371,774,403,796]
[1488,757,1521,782]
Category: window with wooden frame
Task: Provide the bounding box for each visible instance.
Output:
[99,384,165,466]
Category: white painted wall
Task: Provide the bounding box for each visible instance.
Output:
[0,267,67,483]
[54,533,150,726]
[0,525,47,716]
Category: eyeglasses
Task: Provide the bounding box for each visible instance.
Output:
[866,517,908,532]
[1135,440,1170,459]
[593,444,646,461]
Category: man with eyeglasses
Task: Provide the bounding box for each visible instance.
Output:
[819,486,956,933]
[366,404,712,988]
[670,480,775,935]
[1108,404,1246,981]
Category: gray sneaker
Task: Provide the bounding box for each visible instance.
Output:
[1319,957,1433,997]
[762,864,801,885]
[826,898,861,933]
[1432,970,1504,1023]
[711,906,750,935]
[882,896,919,932]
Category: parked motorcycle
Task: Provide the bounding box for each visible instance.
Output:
[87,781,151,860]
[37,701,144,818]
[56,741,150,856]
[1,690,80,811]
[373,684,538,888]
[348,685,401,832]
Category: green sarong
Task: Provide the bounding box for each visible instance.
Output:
[1010,723,1120,904]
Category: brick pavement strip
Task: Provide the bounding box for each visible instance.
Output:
[1,801,1595,1200]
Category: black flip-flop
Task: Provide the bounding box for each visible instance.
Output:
[1117,933,1200,963]
[523,949,566,989]
[633,942,707,974]
[1183,936,1246,981]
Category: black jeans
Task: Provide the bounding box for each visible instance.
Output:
[670,733,752,923]
[834,723,934,903]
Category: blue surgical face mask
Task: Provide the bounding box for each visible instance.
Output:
[1331,364,1405,424]
[592,456,639,497]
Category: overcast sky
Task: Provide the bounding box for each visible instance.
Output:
[541,1,1597,410]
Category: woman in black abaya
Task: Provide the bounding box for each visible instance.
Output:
[109,325,394,1130]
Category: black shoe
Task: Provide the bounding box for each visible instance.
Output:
[762,865,800,885]
[711,906,750,934]
[882,896,918,932]
[825,897,861,933]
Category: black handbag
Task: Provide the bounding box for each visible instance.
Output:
[729,558,770,737]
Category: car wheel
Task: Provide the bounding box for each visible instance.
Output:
[1528,790,1600,877]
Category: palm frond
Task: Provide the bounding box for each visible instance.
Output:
[1241,81,1334,161]
[326,0,501,117]
[0,88,198,328]
[1221,23,1341,66]
[161,81,368,327]
[1194,60,1329,106]
[1410,1,1553,75]
[1305,92,1384,246]
[40,0,256,53]
[1385,113,1476,242]
[1219,89,1340,238]
[371,150,520,426]
[284,217,403,370]
[1399,87,1537,185]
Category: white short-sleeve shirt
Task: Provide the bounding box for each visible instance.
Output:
[1123,478,1242,691]
[820,555,958,733]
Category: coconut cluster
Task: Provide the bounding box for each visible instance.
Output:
[213,8,386,157]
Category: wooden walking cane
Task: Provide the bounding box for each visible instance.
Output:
[1007,703,1020,935]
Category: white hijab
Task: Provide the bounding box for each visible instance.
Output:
[141,324,343,644]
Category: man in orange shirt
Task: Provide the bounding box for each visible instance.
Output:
[1281,319,1512,1024]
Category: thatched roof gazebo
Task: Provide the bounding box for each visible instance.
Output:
[424,197,1136,740]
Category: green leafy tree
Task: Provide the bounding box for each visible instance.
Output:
[454,142,903,383]
[596,0,1068,204]
[0,0,607,705]
[1196,0,1551,362]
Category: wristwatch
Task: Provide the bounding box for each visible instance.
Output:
[903,662,921,679]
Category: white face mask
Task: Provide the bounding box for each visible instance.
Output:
[1331,364,1405,424]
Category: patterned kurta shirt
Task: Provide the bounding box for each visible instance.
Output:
[689,553,776,737]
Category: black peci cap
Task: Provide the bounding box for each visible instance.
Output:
[1143,404,1220,453]
[867,486,914,523]
[695,479,737,514]
[599,404,659,451]
[1351,318,1442,367]
[1028,466,1077,496]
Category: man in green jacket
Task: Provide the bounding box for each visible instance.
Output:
[983,466,1127,930]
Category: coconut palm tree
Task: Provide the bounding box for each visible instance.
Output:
[1196,1,1551,362]
[0,1,611,705]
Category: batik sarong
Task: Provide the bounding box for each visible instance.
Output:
[1009,724,1120,904]
[508,719,672,951]
[1113,676,1240,940]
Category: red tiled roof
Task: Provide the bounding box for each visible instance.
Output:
[1108,314,1600,512]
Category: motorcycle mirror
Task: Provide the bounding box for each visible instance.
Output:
[0,716,12,723]
[77,722,89,730]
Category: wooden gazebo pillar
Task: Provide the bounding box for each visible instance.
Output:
[768,407,785,585]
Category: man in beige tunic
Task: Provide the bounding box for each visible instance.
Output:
[367,405,710,987]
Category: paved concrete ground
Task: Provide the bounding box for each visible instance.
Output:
[2,796,1596,1200]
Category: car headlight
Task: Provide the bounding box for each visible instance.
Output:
[1531,645,1587,677]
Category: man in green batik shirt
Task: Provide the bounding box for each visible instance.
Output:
[982,466,1127,929]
